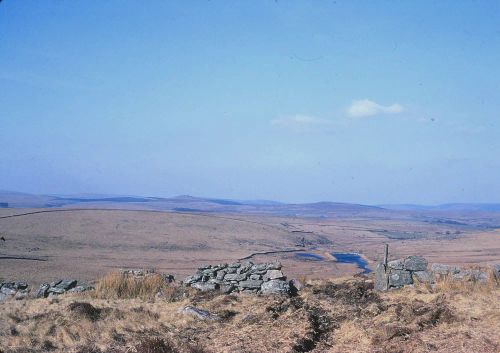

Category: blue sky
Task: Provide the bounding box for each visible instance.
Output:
[1,1,499,204]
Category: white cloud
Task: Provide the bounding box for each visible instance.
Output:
[347,99,404,118]
[271,115,334,132]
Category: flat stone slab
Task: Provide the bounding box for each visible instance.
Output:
[389,269,413,287]
[191,282,218,291]
[178,306,219,321]
[238,279,263,289]
[404,256,428,271]
[375,263,389,291]
[263,270,284,281]
[224,273,247,282]
[387,259,404,270]
[260,279,290,295]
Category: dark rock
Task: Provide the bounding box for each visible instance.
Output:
[220,284,235,294]
[47,287,66,295]
[224,273,247,281]
[36,283,50,298]
[161,274,175,283]
[0,286,16,296]
[55,279,77,291]
[216,270,227,281]
[183,274,202,285]
[388,269,413,287]
[4,282,29,290]
[260,279,290,295]
[289,278,303,295]
[237,261,254,274]
[238,279,263,289]
[251,270,268,275]
[0,282,15,290]
[201,268,217,276]
[404,256,428,271]
[289,278,304,291]
[68,285,94,293]
[49,280,62,287]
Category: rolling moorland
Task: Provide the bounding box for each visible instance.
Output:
[0,190,499,352]
[1,190,500,284]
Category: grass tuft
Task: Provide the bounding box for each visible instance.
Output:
[68,302,102,322]
[92,272,168,300]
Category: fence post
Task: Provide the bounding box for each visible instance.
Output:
[383,243,389,289]
[383,243,389,271]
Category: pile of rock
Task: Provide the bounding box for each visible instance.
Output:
[183,261,292,295]
[375,255,429,291]
[35,279,93,298]
[430,264,489,282]
[0,282,29,302]
[375,255,498,291]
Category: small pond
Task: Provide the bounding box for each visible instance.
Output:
[294,252,371,274]
[331,252,371,274]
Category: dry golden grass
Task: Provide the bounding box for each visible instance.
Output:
[0,273,498,353]
[89,272,186,301]
[92,272,168,300]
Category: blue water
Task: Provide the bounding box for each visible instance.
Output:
[331,252,371,274]
[295,253,324,261]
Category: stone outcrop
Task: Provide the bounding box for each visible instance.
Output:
[183,261,292,295]
[0,282,29,302]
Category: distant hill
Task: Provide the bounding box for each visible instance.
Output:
[380,203,500,212]
[0,190,388,217]
[2,190,500,217]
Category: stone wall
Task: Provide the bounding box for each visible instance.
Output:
[375,255,498,291]
[0,279,93,302]
[375,256,429,291]
[35,279,93,298]
[0,282,29,301]
[183,261,292,295]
